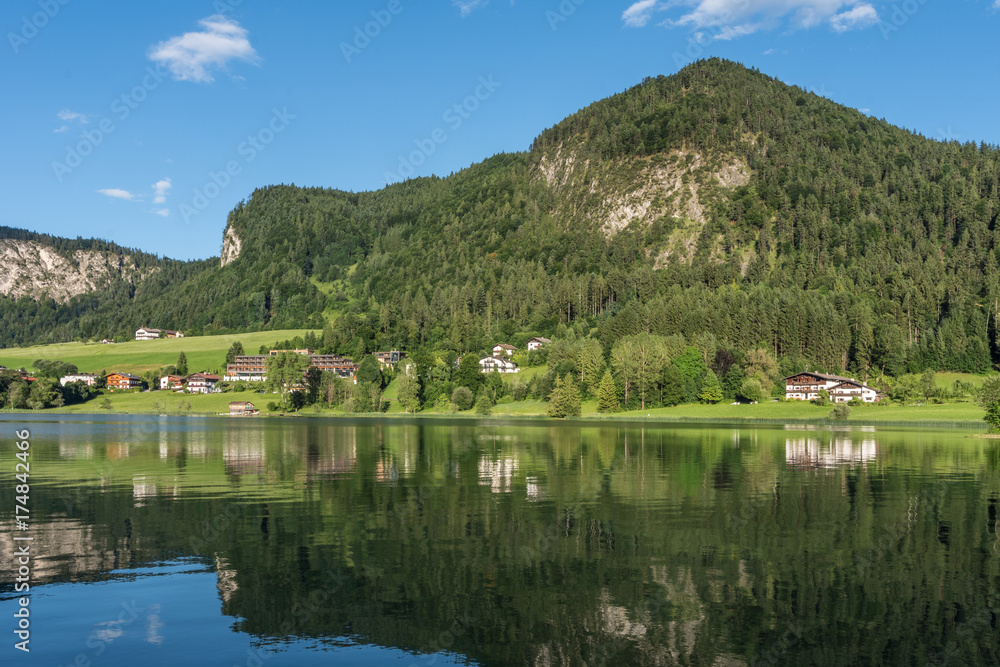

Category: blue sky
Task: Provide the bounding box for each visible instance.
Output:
[2,0,998,261]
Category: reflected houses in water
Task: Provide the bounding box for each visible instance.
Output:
[785,429,877,469]
[0,518,132,585]
[222,425,268,476]
[478,455,519,494]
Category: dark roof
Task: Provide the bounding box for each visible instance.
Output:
[784,372,879,391]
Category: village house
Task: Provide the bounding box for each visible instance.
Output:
[159,375,186,391]
[479,356,519,374]
[374,350,405,368]
[229,401,258,416]
[784,372,882,403]
[135,327,184,340]
[100,339,115,345]
[186,372,221,394]
[105,372,142,391]
[492,343,517,357]
[527,337,551,351]
[59,374,99,387]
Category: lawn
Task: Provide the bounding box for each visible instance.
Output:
[600,399,985,425]
[0,330,316,377]
[40,390,273,415]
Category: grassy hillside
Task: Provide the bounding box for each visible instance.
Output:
[0,330,313,376]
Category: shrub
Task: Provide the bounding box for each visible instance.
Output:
[829,404,852,421]
[451,386,474,411]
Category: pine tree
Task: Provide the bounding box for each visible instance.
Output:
[548,374,581,418]
[397,364,420,413]
[225,341,245,365]
[547,375,566,418]
[699,369,723,404]
[176,352,188,376]
[596,369,619,413]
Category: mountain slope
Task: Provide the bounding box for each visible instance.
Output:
[4,59,1000,376]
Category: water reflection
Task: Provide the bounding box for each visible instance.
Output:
[785,435,877,468]
[2,416,998,666]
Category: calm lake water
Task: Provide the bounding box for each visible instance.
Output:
[1,414,999,666]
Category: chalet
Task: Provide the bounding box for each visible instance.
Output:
[492,343,517,357]
[106,372,142,391]
[229,401,258,416]
[100,339,115,345]
[59,374,99,387]
[784,372,882,403]
[186,372,221,394]
[527,337,551,352]
[135,328,183,340]
[159,375,186,391]
[374,350,405,368]
[479,357,519,374]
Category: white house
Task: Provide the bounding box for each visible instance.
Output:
[784,372,882,403]
[185,372,221,394]
[479,357,519,374]
[492,343,517,357]
[135,328,183,340]
[527,337,551,352]
[59,374,98,387]
[160,375,185,391]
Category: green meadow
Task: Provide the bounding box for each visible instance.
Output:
[8,381,985,427]
[0,337,989,427]
[0,330,314,376]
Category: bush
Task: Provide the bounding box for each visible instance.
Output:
[738,378,765,403]
[451,386,474,411]
[984,401,1000,431]
[829,404,852,421]
[267,402,281,412]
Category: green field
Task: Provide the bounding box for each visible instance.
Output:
[605,398,985,425]
[0,330,315,376]
[1,387,986,426]
[39,390,271,415]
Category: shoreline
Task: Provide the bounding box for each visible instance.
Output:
[1,407,988,431]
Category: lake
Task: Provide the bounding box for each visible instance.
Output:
[1,415,998,666]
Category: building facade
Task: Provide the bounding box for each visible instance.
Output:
[59,374,98,387]
[186,373,221,394]
[784,372,881,403]
[479,357,519,374]
[106,373,142,391]
[527,337,551,351]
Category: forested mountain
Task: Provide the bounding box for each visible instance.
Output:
[4,59,1000,377]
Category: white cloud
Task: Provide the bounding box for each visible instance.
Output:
[622,0,659,28]
[97,189,138,201]
[148,15,260,84]
[152,178,172,204]
[153,209,170,217]
[57,109,87,124]
[53,125,69,133]
[830,3,878,32]
[453,0,487,17]
[625,1,880,37]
